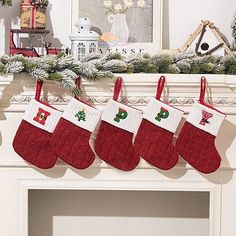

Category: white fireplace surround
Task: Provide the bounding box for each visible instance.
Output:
[0,73,236,236]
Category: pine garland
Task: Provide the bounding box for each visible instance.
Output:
[0,53,114,95]
[0,52,236,95]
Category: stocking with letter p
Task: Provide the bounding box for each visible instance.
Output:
[134,76,184,170]
[94,77,142,171]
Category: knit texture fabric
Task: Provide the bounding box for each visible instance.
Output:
[134,119,179,170]
[50,98,101,169]
[95,121,140,171]
[176,102,225,173]
[134,99,183,170]
[13,99,61,169]
[94,100,142,171]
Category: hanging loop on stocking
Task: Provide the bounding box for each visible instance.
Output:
[199,76,206,104]
[74,76,96,108]
[113,77,123,101]
[75,76,81,100]
[156,76,166,100]
[35,80,43,100]
[13,79,62,169]
[76,76,81,90]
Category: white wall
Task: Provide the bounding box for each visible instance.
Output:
[0,0,21,55]
[164,0,236,49]
[0,0,236,54]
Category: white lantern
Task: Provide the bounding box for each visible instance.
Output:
[70,17,99,61]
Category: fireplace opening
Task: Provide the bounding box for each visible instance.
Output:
[29,190,209,236]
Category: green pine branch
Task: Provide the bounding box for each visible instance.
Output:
[0,52,236,95]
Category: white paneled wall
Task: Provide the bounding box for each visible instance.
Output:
[44,0,71,49]
[0,0,20,55]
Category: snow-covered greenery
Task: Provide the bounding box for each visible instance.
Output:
[1,52,236,95]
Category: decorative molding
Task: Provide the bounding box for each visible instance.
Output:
[0,73,236,113]
[86,96,236,106]
[1,95,236,106]
[1,95,236,104]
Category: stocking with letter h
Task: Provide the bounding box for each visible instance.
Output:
[13,80,62,169]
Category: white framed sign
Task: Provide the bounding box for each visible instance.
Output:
[71,0,163,55]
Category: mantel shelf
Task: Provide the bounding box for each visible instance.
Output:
[1,73,235,113]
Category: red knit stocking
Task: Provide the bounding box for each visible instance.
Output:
[50,78,101,169]
[94,77,142,171]
[134,76,184,170]
[176,77,225,173]
[13,80,62,169]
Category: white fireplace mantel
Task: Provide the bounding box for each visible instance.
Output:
[0,73,236,236]
[1,73,236,112]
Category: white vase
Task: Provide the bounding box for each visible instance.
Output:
[108,13,129,44]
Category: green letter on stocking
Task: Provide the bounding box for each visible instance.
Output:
[155,107,169,122]
[114,108,128,123]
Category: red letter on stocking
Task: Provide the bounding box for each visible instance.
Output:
[199,110,213,126]
[33,108,51,125]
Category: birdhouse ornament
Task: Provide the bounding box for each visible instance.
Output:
[70,18,99,60]
[178,20,232,56]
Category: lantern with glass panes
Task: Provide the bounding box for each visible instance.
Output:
[70,17,99,60]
